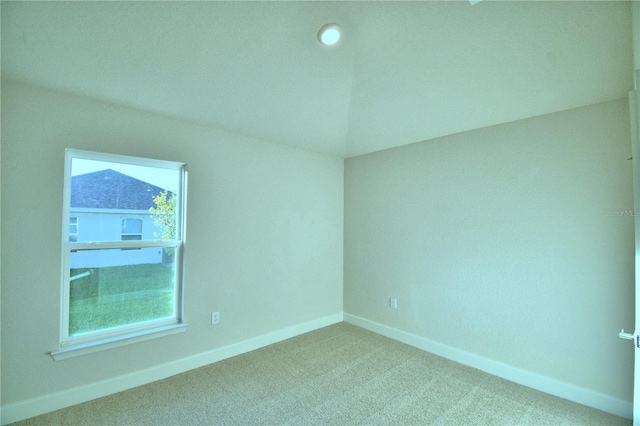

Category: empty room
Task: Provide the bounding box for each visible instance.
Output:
[2,0,640,424]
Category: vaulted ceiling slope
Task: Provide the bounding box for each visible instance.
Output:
[1,1,633,158]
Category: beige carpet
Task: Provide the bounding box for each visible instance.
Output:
[13,323,630,425]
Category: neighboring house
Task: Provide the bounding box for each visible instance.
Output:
[69,169,171,269]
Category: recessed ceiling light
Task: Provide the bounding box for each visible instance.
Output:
[317,23,341,46]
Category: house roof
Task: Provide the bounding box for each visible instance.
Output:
[71,169,168,211]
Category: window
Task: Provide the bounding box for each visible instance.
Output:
[121,218,143,240]
[69,216,78,242]
[54,149,187,358]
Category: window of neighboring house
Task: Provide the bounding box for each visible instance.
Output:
[53,148,188,359]
[121,218,143,240]
[69,216,78,242]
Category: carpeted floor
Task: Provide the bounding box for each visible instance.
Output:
[12,323,631,425]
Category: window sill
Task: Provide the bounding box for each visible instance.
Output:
[50,323,188,361]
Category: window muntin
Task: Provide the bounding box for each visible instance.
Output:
[61,149,186,348]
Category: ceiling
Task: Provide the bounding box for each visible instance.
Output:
[1,1,633,158]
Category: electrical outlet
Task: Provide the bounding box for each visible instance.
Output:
[390,297,398,309]
[211,311,220,325]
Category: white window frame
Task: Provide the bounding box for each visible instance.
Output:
[52,149,188,360]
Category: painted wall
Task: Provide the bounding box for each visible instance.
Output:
[344,99,634,403]
[1,79,343,412]
[634,0,639,89]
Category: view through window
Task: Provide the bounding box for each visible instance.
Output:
[60,149,186,348]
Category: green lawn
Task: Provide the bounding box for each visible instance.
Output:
[69,263,175,336]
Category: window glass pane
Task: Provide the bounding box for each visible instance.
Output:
[122,218,142,234]
[70,158,179,242]
[69,248,177,336]
[69,217,78,233]
[69,217,78,242]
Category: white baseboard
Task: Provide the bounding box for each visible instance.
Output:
[343,313,633,420]
[1,313,343,425]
